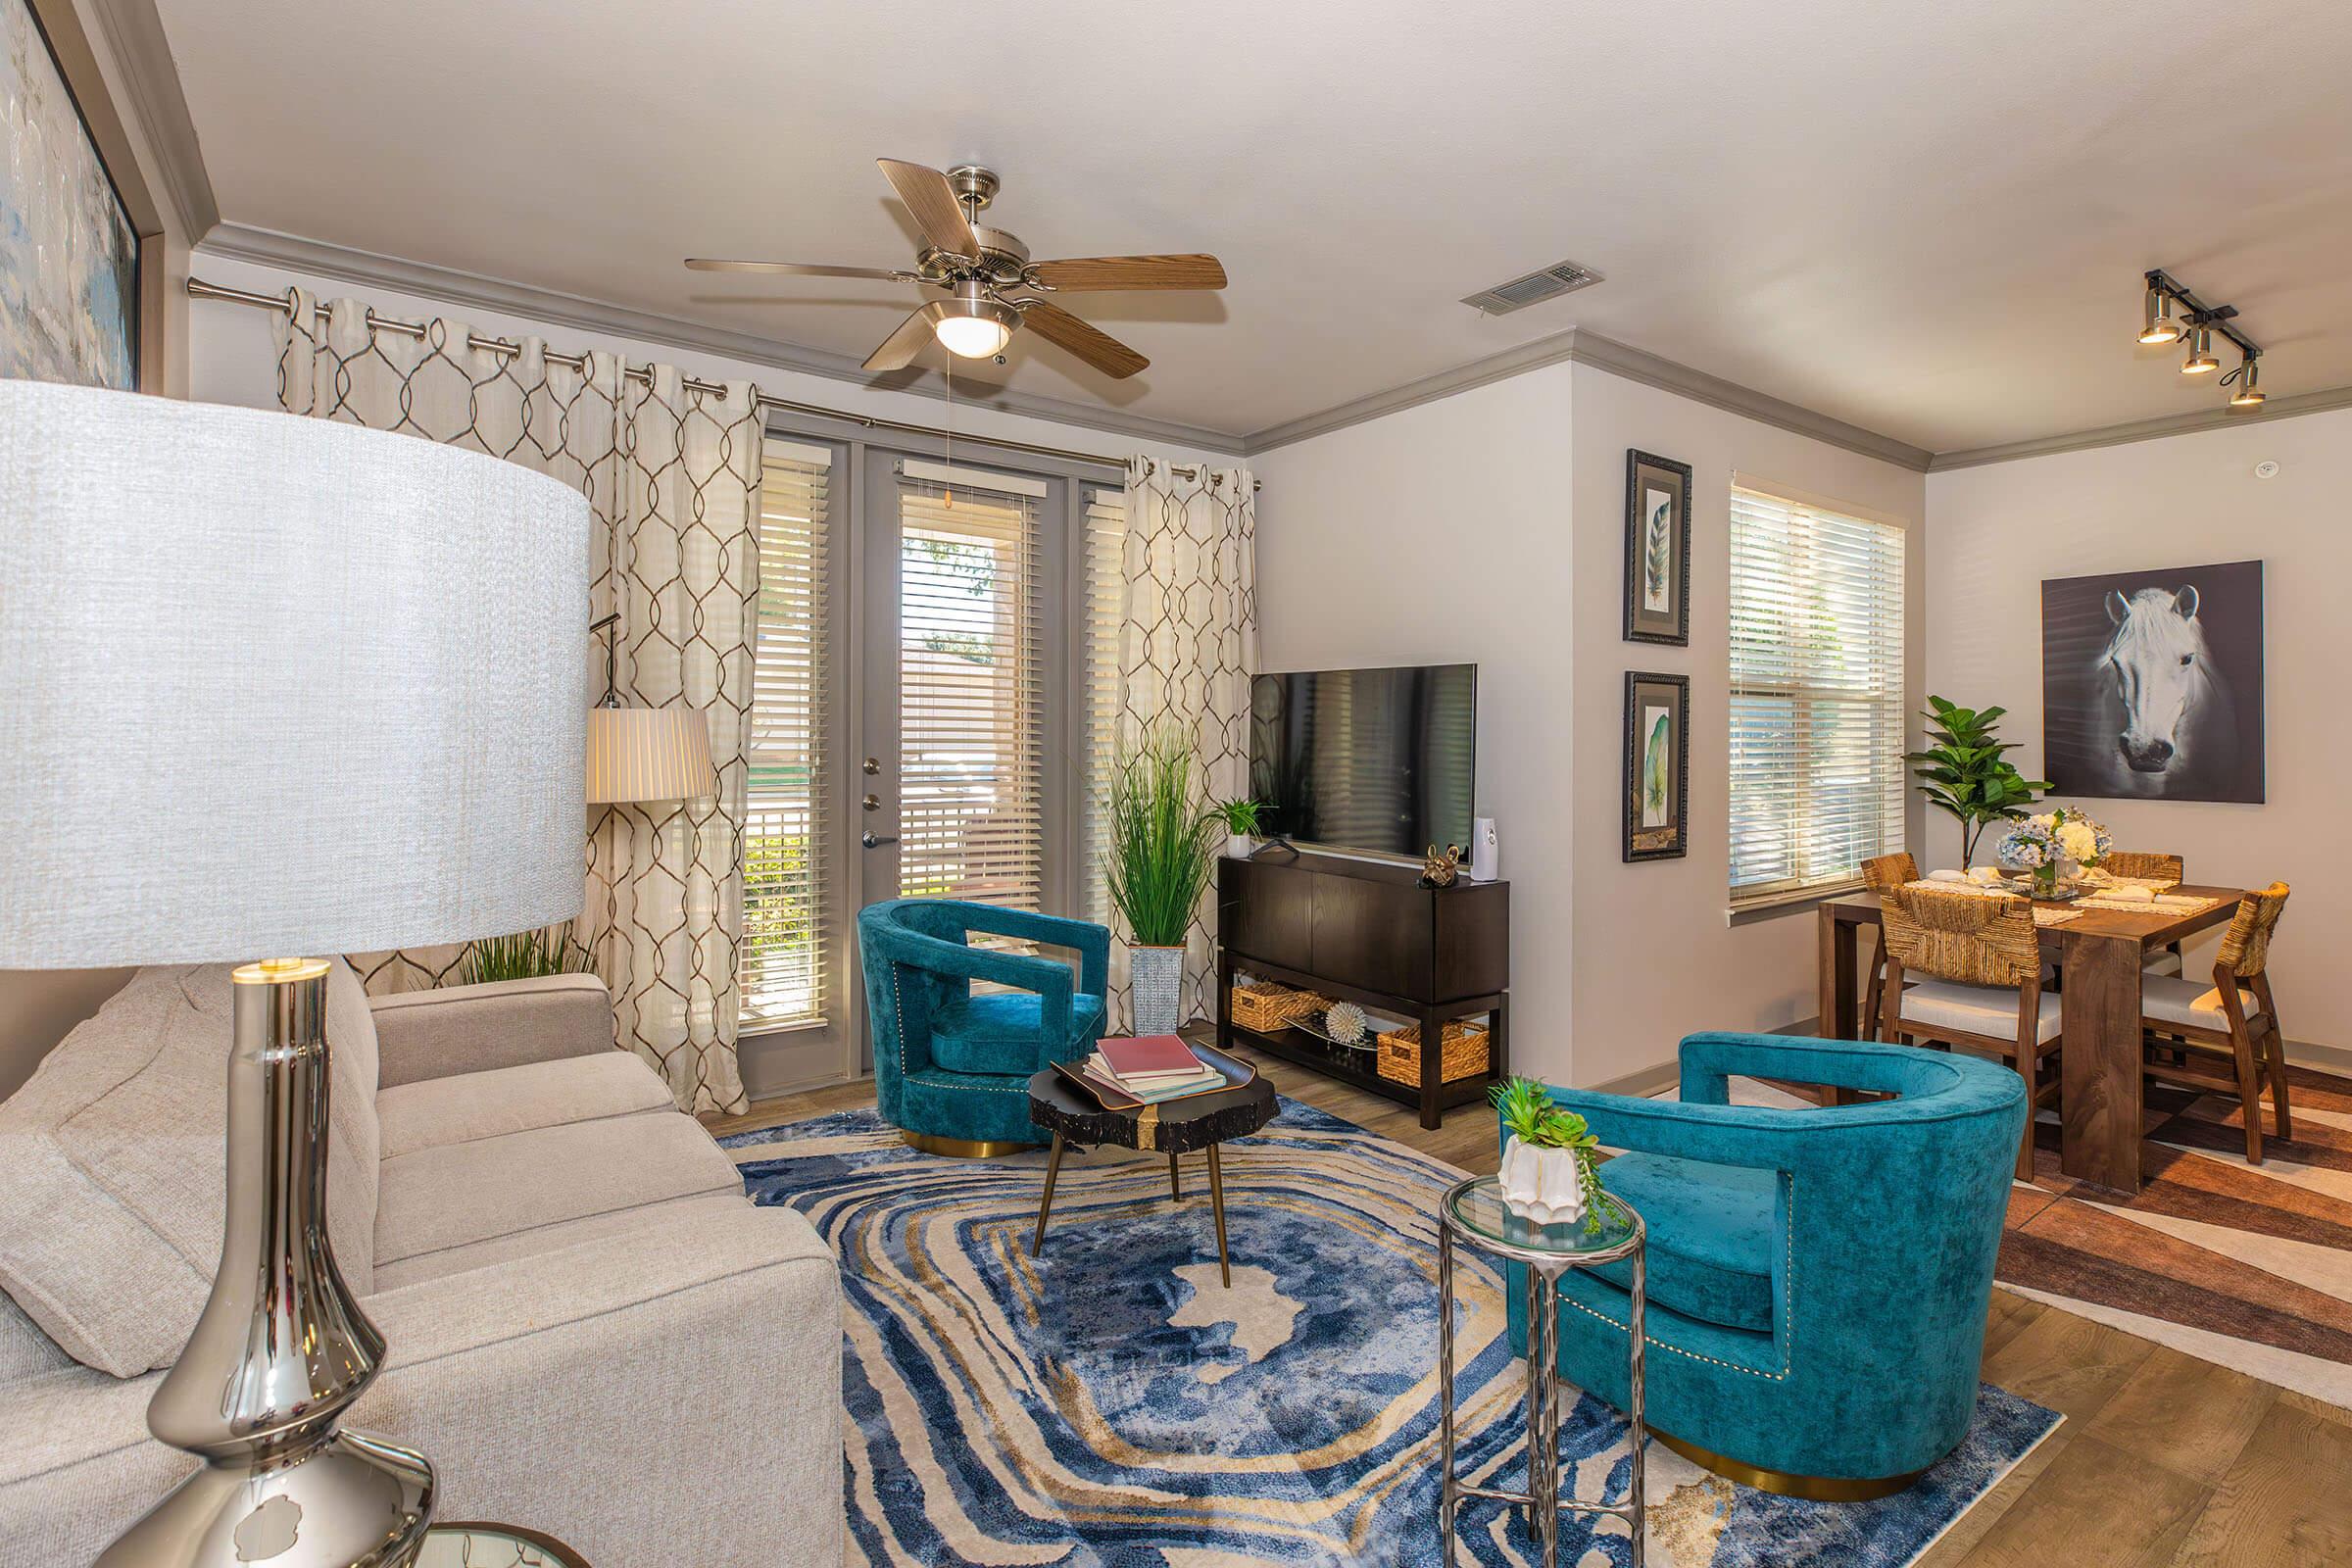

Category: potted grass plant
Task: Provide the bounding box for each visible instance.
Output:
[456,921,593,985]
[1491,1076,1604,1229]
[1103,727,1222,1036]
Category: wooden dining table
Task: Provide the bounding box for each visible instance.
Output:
[1816,883,2249,1193]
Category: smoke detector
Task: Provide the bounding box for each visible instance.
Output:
[1460,260,1604,317]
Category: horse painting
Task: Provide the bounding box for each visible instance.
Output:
[2041,561,2265,804]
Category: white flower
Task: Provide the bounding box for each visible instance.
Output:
[2057,821,2099,861]
[2030,812,2058,831]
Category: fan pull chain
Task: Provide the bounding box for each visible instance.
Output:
[943,359,954,509]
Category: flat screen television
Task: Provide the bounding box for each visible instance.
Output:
[1249,664,1477,858]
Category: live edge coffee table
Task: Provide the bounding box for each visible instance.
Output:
[1025,1044,1276,1287]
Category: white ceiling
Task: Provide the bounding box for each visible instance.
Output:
[157,0,2352,455]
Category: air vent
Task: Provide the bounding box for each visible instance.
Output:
[1460,260,1604,317]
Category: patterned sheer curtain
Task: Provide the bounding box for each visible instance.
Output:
[1108,456,1257,1028]
[274,290,759,1114]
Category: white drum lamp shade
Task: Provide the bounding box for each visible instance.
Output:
[0,381,590,966]
[586,706,715,804]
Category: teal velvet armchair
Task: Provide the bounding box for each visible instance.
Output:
[858,899,1110,1155]
[1501,1032,2026,1498]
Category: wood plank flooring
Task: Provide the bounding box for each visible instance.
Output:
[704,1041,2352,1567]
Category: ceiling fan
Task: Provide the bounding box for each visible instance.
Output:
[686,160,1226,380]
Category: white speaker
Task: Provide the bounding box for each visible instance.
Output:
[1469,816,1499,881]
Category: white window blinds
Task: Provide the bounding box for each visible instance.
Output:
[896,466,1046,919]
[1082,484,1126,924]
[1728,484,1906,907]
[743,439,832,1028]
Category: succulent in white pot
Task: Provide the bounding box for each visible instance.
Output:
[1212,796,1265,861]
[1491,1076,1605,1230]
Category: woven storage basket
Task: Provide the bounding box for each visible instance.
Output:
[1231,980,1326,1033]
[1375,1019,1491,1086]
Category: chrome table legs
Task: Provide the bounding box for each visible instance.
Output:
[1437,1182,1647,1568]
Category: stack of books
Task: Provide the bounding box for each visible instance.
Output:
[1082,1035,1224,1103]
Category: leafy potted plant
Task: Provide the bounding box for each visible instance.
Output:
[1210,797,1264,860]
[1491,1076,1604,1229]
[1906,697,2052,866]
[457,921,593,985]
[1103,726,1222,1036]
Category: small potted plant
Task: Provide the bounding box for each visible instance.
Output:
[1491,1076,1604,1229]
[1210,797,1264,860]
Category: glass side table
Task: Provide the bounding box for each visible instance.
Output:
[414,1522,589,1566]
[1438,1175,1646,1568]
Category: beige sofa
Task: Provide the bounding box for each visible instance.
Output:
[0,961,842,1565]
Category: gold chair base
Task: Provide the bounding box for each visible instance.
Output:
[1652,1428,1927,1501]
[901,1130,1041,1159]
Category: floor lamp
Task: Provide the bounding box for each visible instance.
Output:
[0,381,589,1567]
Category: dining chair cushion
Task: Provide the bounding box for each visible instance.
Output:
[930,990,1106,1075]
[1586,1152,1775,1335]
[2143,950,2184,978]
[2140,974,2265,1034]
[1899,979,2061,1044]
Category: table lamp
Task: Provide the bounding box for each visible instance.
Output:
[583,611,714,804]
[0,381,588,1567]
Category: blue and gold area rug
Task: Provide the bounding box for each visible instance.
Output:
[724,1101,2059,1566]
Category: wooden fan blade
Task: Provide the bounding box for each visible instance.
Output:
[1020,299,1148,378]
[1027,254,1227,292]
[877,159,979,260]
[685,258,917,280]
[863,308,938,373]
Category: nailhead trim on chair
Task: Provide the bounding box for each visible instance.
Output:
[894,962,1055,1095]
[1550,1170,1795,1382]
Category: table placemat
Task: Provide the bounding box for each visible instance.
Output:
[2076,891,2228,914]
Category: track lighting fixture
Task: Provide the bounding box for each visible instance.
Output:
[2134,270,2262,411]
[2226,356,2265,410]
[2180,326,2219,375]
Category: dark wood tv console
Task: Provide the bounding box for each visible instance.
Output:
[1215,849,1509,1129]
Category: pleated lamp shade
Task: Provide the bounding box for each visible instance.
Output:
[0,381,590,967]
[585,706,715,804]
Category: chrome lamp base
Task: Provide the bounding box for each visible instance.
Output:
[97,959,434,1568]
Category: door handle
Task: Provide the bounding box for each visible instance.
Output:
[861,830,899,849]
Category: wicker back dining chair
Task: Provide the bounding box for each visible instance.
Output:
[1857,852,1920,1043]
[2141,882,2292,1163]
[2103,851,2192,972]
[1879,884,2054,1178]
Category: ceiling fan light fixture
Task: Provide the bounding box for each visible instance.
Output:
[927,286,1018,359]
[2137,288,2180,344]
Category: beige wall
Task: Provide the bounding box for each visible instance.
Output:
[1926,406,2351,1046]
[1252,368,1580,1078]
[1251,360,1926,1087]
[1566,365,1927,1086]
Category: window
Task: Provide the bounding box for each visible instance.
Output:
[1728,483,1906,908]
[741,439,831,1028]
[894,462,1046,921]
[1081,482,1125,924]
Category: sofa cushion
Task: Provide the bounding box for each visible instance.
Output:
[376,1050,671,1159]
[0,961,380,1378]
[372,1190,749,1290]
[931,991,1105,1075]
[374,1109,738,1270]
[1589,1152,1777,1335]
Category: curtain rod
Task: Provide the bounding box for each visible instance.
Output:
[184,275,1257,490]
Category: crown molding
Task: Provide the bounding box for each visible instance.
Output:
[88,0,217,240]
[1927,383,2352,470]
[1242,325,1935,472]
[193,223,1250,455]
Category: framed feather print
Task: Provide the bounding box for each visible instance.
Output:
[1624,671,1690,861]
[1624,450,1692,646]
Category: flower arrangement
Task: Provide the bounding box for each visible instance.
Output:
[1490,1076,1605,1231]
[1997,807,2113,890]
